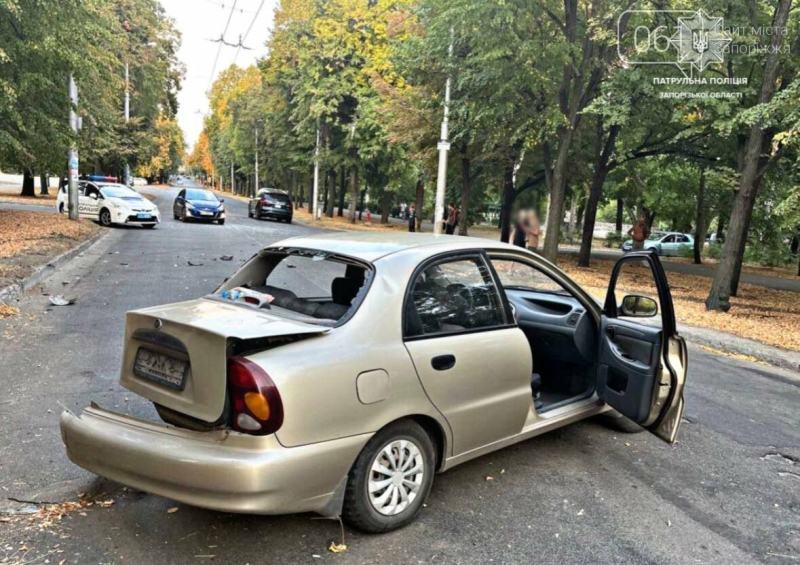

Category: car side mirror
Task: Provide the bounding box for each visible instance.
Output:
[219,198,225,203]
[620,295,658,317]
[89,193,98,200]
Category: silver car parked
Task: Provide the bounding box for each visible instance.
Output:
[61,233,688,533]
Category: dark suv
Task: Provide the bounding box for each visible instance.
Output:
[248,189,293,223]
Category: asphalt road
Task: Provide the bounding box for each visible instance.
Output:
[1,183,799,565]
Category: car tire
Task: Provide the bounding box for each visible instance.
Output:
[58,203,64,214]
[143,224,156,229]
[99,208,112,227]
[248,208,253,218]
[181,207,187,222]
[218,219,225,225]
[286,218,292,224]
[342,420,435,534]
[595,409,644,434]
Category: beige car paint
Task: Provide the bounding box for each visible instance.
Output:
[61,232,687,516]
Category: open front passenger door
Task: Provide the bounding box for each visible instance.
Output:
[597,249,688,443]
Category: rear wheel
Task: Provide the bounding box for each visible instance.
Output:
[343,420,434,533]
[99,208,112,227]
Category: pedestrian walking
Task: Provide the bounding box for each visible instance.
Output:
[510,210,529,248]
[526,210,541,253]
[408,204,417,232]
[627,214,650,251]
[445,201,457,235]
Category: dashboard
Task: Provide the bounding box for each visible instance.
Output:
[505,288,597,365]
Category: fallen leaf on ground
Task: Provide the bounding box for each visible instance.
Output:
[167,507,179,514]
[328,542,347,553]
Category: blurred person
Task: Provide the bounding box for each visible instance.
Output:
[627,214,650,251]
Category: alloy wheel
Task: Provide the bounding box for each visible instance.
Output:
[100,209,111,226]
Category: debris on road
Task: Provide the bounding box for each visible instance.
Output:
[0,304,19,318]
[167,507,179,514]
[328,541,347,554]
[188,260,204,267]
[48,295,76,306]
[220,255,233,261]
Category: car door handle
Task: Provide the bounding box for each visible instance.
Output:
[606,326,616,339]
[431,354,456,371]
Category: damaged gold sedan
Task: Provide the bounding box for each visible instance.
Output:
[61,232,687,533]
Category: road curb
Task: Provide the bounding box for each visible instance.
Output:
[679,324,800,373]
[0,230,109,305]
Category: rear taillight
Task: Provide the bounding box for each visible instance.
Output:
[227,356,284,435]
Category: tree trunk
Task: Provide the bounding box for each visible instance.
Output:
[414,174,424,232]
[616,198,623,233]
[730,205,754,297]
[716,212,724,240]
[380,189,391,224]
[325,169,335,217]
[499,161,516,243]
[693,169,707,264]
[705,0,790,311]
[347,159,359,224]
[359,181,367,221]
[39,172,49,196]
[542,129,575,262]
[578,121,620,267]
[21,169,35,197]
[337,168,346,217]
[458,156,473,236]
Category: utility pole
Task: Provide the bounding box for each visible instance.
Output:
[67,75,80,221]
[433,29,454,235]
[254,124,259,198]
[124,62,131,186]
[312,128,320,220]
[230,163,235,194]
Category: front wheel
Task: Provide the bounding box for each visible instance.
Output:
[218,219,225,225]
[99,208,112,227]
[342,420,435,533]
[143,224,156,229]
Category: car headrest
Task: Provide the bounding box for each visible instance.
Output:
[331,277,362,306]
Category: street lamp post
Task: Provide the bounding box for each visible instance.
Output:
[254,124,259,198]
[433,29,454,235]
[67,74,80,221]
[312,128,320,220]
[124,62,130,186]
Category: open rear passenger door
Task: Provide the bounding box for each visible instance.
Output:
[596,249,688,443]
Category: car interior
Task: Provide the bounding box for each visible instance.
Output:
[491,258,598,413]
[217,249,369,325]
[404,256,599,414]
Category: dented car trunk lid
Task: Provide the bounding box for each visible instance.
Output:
[120,298,328,423]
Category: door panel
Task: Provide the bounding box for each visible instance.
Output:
[598,318,662,423]
[597,250,688,443]
[405,328,532,455]
[403,253,531,456]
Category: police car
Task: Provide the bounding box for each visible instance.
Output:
[57,178,160,228]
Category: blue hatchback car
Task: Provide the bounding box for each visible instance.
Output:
[173,189,226,225]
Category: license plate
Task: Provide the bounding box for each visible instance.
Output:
[137,213,150,219]
[200,211,213,216]
[133,348,188,390]
[273,203,283,208]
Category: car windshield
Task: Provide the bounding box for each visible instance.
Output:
[647,233,664,241]
[101,185,141,198]
[215,248,371,326]
[186,189,218,201]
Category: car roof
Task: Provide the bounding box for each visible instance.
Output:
[273,232,520,262]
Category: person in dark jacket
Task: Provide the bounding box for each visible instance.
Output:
[408,204,417,232]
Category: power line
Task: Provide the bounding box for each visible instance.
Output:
[232,0,267,65]
[206,0,239,94]
[202,0,258,14]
